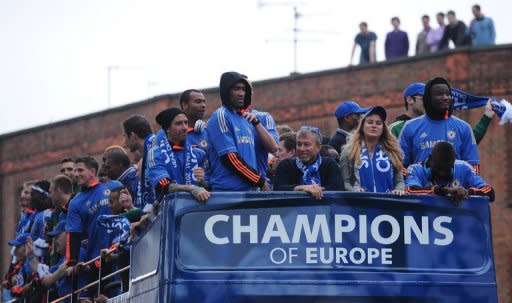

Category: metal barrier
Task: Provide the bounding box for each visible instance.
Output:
[8,246,132,303]
[50,246,130,303]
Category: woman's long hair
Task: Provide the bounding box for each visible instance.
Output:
[345,115,403,171]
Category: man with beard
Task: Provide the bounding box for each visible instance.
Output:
[102,148,138,199]
[399,77,480,172]
[149,107,210,202]
[179,89,208,149]
[206,71,273,191]
[392,82,495,144]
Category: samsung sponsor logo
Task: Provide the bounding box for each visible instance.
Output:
[237,135,254,145]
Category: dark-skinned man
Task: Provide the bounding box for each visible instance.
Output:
[206,71,275,191]
[399,77,480,173]
[102,148,138,199]
[406,141,494,205]
[329,100,368,154]
[179,89,208,149]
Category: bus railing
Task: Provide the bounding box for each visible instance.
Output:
[6,247,130,303]
[47,246,130,303]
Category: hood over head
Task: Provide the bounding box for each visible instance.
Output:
[219,71,252,110]
[423,77,453,120]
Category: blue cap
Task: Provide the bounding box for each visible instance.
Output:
[47,220,66,237]
[334,101,369,119]
[8,233,32,247]
[403,82,425,101]
[364,106,387,121]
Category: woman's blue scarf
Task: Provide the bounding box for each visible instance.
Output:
[358,144,395,193]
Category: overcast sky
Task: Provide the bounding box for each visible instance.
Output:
[1,0,510,135]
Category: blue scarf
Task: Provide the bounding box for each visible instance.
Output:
[97,215,131,247]
[452,88,489,110]
[16,209,36,237]
[296,155,322,185]
[358,145,395,193]
[135,133,155,208]
[490,97,506,118]
[161,134,198,185]
[451,88,509,119]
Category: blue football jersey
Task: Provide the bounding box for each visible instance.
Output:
[253,110,278,178]
[406,160,487,189]
[148,140,206,188]
[65,181,111,260]
[117,165,139,199]
[399,115,480,167]
[206,105,258,191]
[50,257,72,300]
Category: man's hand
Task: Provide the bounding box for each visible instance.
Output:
[100,248,115,263]
[57,262,68,274]
[25,237,34,260]
[243,112,260,126]
[392,189,406,196]
[191,186,210,202]
[66,262,90,276]
[136,158,143,178]
[193,167,205,184]
[445,187,469,206]
[94,294,109,303]
[261,181,271,192]
[295,184,325,200]
[484,99,496,118]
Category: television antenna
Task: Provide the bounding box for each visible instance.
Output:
[258,1,340,74]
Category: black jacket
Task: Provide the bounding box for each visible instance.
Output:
[439,21,471,49]
[328,130,349,154]
[274,157,343,191]
[393,114,412,123]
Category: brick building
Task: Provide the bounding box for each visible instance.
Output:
[1,45,511,301]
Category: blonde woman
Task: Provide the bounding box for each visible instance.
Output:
[340,106,405,195]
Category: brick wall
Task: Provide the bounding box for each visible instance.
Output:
[1,45,511,302]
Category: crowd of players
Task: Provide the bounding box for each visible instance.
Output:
[3,71,497,302]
